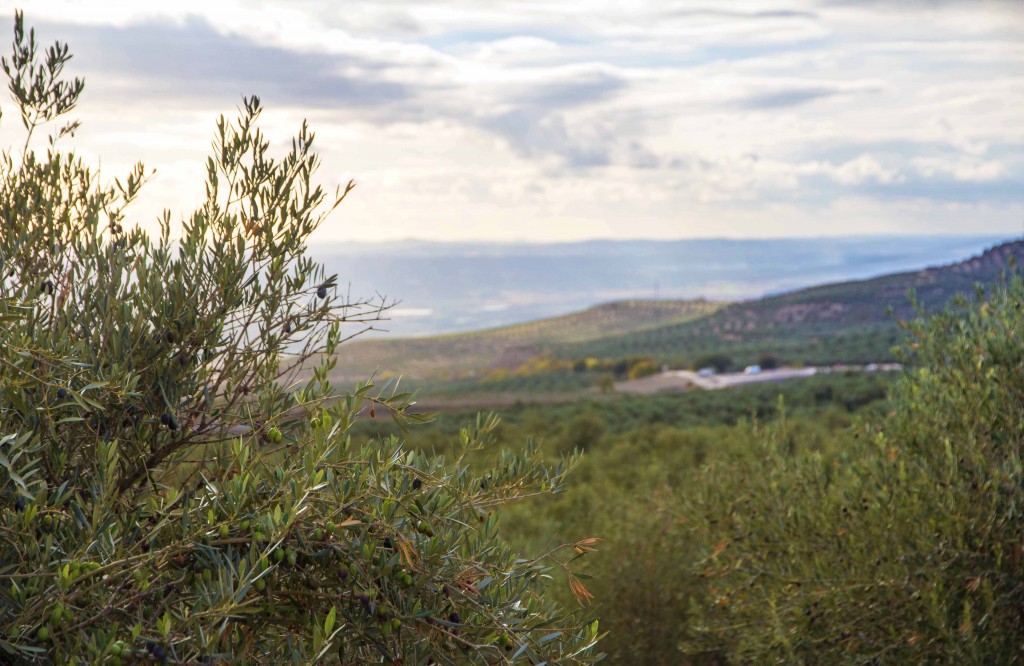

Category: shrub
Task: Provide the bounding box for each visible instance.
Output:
[0,13,600,663]
[691,354,732,373]
[681,277,1024,662]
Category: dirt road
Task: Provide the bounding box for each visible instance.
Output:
[615,364,900,395]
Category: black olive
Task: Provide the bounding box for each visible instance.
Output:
[147,641,166,659]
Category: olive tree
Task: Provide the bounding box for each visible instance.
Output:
[0,12,601,663]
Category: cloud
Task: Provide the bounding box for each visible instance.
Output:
[0,0,1020,242]
[28,16,413,110]
[740,85,842,109]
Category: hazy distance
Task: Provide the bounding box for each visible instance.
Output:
[314,234,1010,337]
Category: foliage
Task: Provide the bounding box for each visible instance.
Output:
[353,372,892,663]
[0,14,600,664]
[679,276,1024,662]
[355,271,1024,663]
[351,371,893,448]
[691,354,733,373]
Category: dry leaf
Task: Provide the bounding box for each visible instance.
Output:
[569,575,594,604]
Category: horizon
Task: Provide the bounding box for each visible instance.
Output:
[309,231,1019,247]
[314,234,1013,337]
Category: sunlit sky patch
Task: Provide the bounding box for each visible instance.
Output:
[0,0,1021,242]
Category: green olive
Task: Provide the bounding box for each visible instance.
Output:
[49,604,64,625]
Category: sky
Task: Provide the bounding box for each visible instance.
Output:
[0,1,1021,243]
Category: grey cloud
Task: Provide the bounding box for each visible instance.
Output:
[8,15,631,168]
[665,9,819,20]
[12,16,413,110]
[477,68,628,167]
[628,141,659,169]
[512,71,626,109]
[739,85,842,109]
[484,110,611,167]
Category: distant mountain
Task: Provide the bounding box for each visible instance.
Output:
[330,238,1024,382]
[313,235,1007,337]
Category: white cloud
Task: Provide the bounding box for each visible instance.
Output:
[911,156,1008,182]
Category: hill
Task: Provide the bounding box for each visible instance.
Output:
[331,299,720,381]
[330,239,1023,393]
[553,239,1024,368]
[314,235,1004,336]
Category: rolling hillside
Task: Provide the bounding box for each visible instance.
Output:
[555,238,1024,367]
[330,299,720,381]
[331,239,1024,388]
